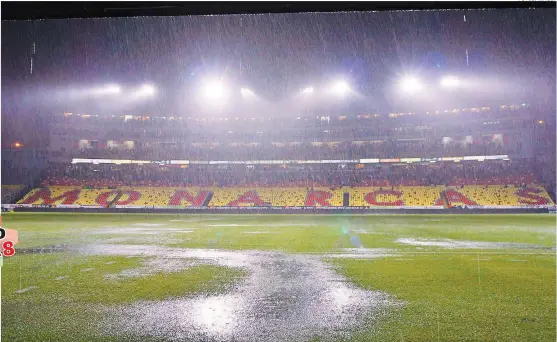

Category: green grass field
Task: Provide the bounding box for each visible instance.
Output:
[1,213,555,341]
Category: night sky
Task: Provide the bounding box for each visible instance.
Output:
[1,8,555,145]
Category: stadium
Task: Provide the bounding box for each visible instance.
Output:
[1,7,556,342]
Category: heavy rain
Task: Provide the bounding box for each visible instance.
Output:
[1,6,556,342]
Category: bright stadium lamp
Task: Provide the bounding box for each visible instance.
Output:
[201,79,228,100]
[399,77,422,94]
[331,81,350,96]
[440,75,460,88]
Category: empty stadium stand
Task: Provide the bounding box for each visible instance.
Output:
[16,185,555,208]
[349,186,445,207]
[445,185,554,207]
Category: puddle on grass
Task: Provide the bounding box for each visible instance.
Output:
[102,236,184,245]
[132,223,166,227]
[348,229,390,235]
[104,258,212,280]
[209,224,255,227]
[91,227,196,235]
[85,227,196,245]
[15,245,67,254]
[71,244,399,342]
[326,248,398,259]
[169,217,229,223]
[242,231,277,234]
[209,223,319,227]
[15,286,39,294]
[396,238,552,250]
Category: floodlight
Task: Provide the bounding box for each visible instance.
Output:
[399,77,422,94]
[331,81,350,96]
[201,79,228,100]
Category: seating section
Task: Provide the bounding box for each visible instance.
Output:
[1,185,25,204]
[19,186,114,206]
[119,187,208,207]
[349,186,444,207]
[210,187,343,207]
[17,185,555,208]
[446,185,554,207]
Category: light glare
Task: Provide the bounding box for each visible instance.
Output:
[400,77,422,94]
[201,79,227,100]
[440,76,460,88]
[139,84,156,96]
[331,81,350,96]
[240,88,255,97]
[105,84,121,94]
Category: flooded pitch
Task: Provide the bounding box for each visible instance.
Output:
[73,243,399,341]
[15,218,552,341]
[395,237,555,250]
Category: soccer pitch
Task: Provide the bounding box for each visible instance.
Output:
[2,213,555,341]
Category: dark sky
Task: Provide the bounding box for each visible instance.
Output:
[1,8,556,145]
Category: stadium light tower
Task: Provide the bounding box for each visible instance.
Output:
[331,80,350,96]
[440,75,460,88]
[399,76,422,94]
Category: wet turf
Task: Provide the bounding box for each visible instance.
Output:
[1,213,555,341]
[3,253,245,341]
[332,253,556,341]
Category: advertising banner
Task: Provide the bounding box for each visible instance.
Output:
[360,158,380,164]
[400,158,422,163]
[71,158,93,164]
[91,159,111,164]
[463,156,485,161]
[484,155,508,160]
